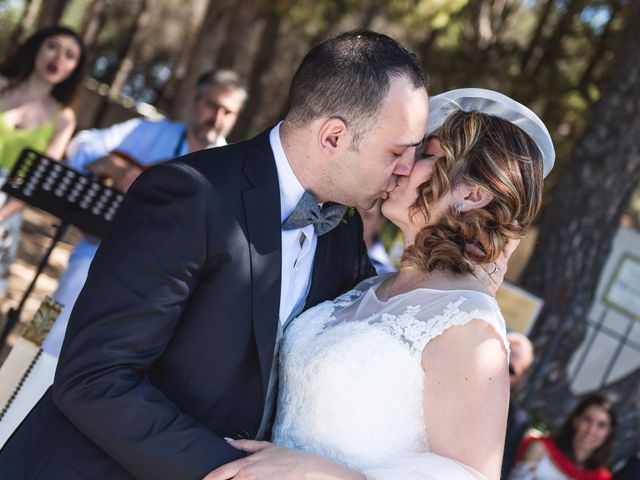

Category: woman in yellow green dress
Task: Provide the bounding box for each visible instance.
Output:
[0,26,85,294]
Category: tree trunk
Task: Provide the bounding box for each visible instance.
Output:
[215,0,258,71]
[359,3,383,29]
[228,5,281,142]
[80,0,108,50]
[576,0,623,104]
[417,28,443,63]
[520,0,555,72]
[529,0,587,78]
[6,0,41,50]
[154,1,206,112]
[494,0,519,33]
[35,0,69,29]
[307,0,350,47]
[108,0,151,101]
[475,0,495,50]
[168,0,234,121]
[519,0,640,449]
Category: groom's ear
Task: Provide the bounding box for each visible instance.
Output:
[318,117,349,155]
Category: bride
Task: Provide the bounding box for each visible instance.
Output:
[205,88,554,480]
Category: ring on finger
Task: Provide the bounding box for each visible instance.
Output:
[488,263,499,276]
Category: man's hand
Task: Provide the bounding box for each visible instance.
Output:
[86,153,144,193]
[202,439,365,480]
[115,163,144,192]
[469,237,520,296]
[0,197,26,223]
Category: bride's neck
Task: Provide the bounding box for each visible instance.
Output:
[383,267,483,299]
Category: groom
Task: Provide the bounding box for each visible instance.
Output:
[0,31,430,479]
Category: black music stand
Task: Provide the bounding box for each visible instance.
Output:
[0,149,126,345]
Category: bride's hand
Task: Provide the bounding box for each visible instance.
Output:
[202,439,366,480]
[469,236,520,296]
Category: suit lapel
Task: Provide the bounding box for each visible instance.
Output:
[304,232,335,310]
[241,130,282,396]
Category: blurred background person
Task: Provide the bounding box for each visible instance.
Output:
[0,26,85,295]
[358,201,396,274]
[502,331,535,479]
[510,393,617,480]
[41,69,247,358]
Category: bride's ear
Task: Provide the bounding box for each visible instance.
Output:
[453,183,493,212]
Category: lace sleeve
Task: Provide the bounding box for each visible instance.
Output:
[367,291,509,357]
[362,452,487,480]
[413,292,509,355]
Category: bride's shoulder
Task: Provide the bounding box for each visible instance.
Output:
[458,289,502,316]
[402,289,508,354]
[408,287,500,321]
[459,291,507,344]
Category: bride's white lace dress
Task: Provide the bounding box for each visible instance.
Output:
[272,274,509,480]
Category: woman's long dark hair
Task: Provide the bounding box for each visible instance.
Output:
[0,26,85,106]
[552,394,617,469]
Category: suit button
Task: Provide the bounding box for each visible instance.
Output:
[235,430,250,440]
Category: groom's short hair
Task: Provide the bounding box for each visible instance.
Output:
[285,30,428,148]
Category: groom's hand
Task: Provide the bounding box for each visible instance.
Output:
[469,237,520,296]
[203,439,366,480]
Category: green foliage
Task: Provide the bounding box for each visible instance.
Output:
[527,407,557,435]
[60,0,89,31]
[379,219,404,265]
[284,0,361,32]
[629,187,640,227]
[385,0,468,30]
[0,1,23,56]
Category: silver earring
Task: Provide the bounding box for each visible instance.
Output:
[454,202,464,213]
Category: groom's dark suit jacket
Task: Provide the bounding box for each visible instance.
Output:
[0,130,375,480]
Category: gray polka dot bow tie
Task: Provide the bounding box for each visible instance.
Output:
[281,191,348,236]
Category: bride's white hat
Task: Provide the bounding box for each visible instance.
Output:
[427,88,555,178]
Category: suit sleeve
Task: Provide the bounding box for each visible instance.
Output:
[53,161,243,480]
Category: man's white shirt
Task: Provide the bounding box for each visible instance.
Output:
[270,122,318,325]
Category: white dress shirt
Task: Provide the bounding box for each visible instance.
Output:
[270,123,318,325]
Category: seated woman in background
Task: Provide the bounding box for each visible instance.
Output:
[511,394,617,480]
[0,26,85,294]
